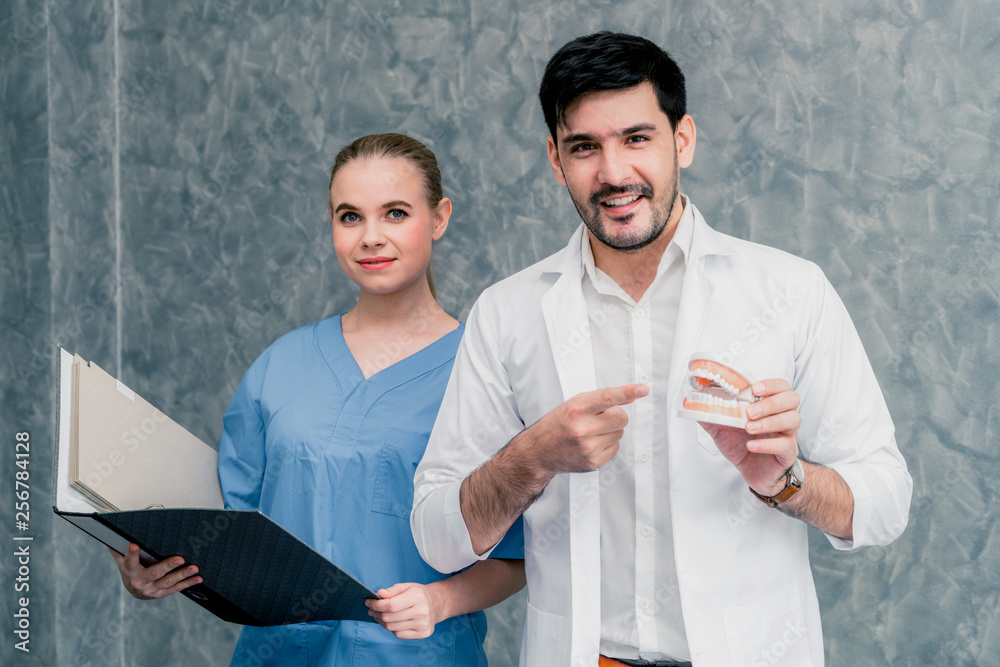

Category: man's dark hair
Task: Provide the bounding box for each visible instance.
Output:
[538,31,686,141]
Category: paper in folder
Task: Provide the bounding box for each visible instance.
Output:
[53,347,378,625]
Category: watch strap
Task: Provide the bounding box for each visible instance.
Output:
[750,465,803,508]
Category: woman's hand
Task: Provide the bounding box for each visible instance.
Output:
[109,544,202,600]
[366,582,446,639]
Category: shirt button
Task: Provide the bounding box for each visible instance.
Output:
[640,599,651,610]
[634,308,646,319]
[640,526,652,537]
[637,372,649,383]
[639,453,650,463]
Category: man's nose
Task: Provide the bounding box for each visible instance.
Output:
[597,144,633,185]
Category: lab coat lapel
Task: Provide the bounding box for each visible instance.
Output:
[667,206,735,410]
[539,227,602,664]
[666,208,742,657]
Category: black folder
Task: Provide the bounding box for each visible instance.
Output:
[53,348,378,626]
[59,508,376,625]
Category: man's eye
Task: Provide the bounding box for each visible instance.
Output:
[571,143,596,153]
[626,135,649,144]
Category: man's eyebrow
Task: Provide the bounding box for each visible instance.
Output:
[560,123,659,146]
[560,131,598,145]
[620,123,657,136]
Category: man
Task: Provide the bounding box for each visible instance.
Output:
[411,32,911,667]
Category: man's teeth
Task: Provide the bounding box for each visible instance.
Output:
[604,195,640,207]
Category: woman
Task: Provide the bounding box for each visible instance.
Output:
[112,133,525,665]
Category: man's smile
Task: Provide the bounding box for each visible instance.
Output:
[602,194,642,208]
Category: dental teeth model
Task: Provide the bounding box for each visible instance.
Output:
[676,353,757,428]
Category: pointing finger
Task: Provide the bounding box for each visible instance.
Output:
[584,384,649,413]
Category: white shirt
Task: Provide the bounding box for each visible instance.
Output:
[580,202,691,661]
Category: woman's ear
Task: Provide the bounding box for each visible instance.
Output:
[432,197,452,241]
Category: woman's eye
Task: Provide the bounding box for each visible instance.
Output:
[340,212,361,224]
[387,209,407,220]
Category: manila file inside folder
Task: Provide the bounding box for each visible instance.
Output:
[69,354,224,512]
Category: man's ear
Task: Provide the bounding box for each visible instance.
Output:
[546,135,568,186]
[675,114,697,169]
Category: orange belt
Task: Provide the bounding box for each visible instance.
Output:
[599,657,692,667]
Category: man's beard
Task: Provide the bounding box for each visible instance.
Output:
[565,163,678,254]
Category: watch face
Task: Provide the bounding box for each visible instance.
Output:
[790,459,805,484]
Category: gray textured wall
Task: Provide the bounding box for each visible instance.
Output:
[2,0,998,665]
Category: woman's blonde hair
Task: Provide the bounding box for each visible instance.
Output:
[329,133,443,298]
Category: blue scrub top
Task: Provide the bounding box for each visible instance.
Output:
[218,315,523,666]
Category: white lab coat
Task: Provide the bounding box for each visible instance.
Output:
[412,202,912,666]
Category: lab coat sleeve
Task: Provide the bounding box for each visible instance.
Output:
[217,360,267,511]
[411,293,527,574]
[794,265,913,549]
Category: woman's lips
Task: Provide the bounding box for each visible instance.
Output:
[358,257,396,271]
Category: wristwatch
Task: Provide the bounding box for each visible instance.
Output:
[750,459,805,508]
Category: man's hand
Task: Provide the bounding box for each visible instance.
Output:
[109,544,202,600]
[530,383,649,477]
[699,379,801,496]
[460,383,648,555]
